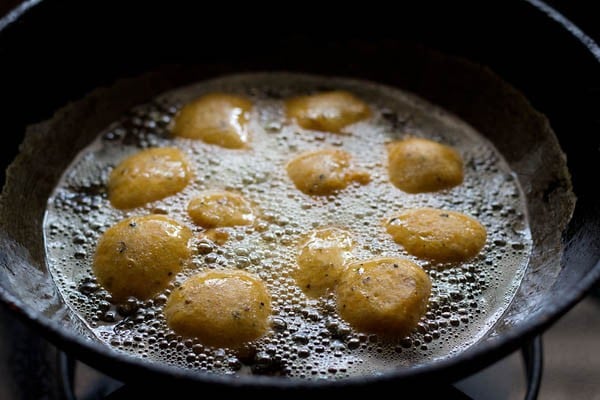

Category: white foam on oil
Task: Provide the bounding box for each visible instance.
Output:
[43,73,532,379]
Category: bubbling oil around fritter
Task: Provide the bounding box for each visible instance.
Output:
[43,73,532,379]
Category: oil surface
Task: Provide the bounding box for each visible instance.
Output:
[43,73,532,379]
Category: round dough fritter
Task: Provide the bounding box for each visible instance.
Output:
[285,91,370,133]
[286,149,370,195]
[171,93,252,149]
[93,215,193,302]
[108,147,191,209]
[336,257,431,337]
[164,270,272,348]
[387,137,463,193]
[294,228,354,298]
[187,191,255,228]
[385,207,487,263]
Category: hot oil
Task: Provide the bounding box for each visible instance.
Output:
[43,73,532,378]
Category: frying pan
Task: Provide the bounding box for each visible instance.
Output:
[1,0,599,396]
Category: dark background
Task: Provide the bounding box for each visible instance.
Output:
[0,0,20,16]
[1,1,598,41]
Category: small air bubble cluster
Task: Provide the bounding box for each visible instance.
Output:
[43,74,532,379]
